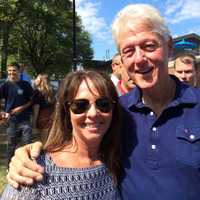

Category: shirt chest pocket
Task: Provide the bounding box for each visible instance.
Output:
[176,126,200,167]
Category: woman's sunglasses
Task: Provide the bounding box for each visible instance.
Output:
[67,97,116,114]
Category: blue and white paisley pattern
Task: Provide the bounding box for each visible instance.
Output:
[1,154,120,200]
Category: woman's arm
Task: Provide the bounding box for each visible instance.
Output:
[32,104,40,128]
[7,142,44,189]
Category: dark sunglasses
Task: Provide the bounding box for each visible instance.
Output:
[67,97,116,114]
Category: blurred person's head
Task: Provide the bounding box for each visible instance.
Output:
[34,74,48,88]
[112,4,173,92]
[120,67,135,92]
[111,53,123,79]
[34,74,54,104]
[174,53,197,86]
[7,62,21,82]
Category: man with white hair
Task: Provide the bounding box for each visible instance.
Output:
[6,4,200,200]
[112,4,200,199]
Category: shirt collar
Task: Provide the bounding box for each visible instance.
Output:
[122,75,198,109]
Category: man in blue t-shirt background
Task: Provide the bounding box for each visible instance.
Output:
[19,63,32,85]
[0,62,33,166]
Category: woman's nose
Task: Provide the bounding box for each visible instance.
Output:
[86,104,98,117]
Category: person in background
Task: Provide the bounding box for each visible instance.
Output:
[174,52,197,87]
[6,3,200,200]
[1,70,122,199]
[32,74,55,140]
[0,62,33,167]
[110,53,122,86]
[19,63,32,85]
[116,67,135,96]
[112,53,135,96]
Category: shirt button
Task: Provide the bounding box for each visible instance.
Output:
[150,111,154,116]
[151,144,156,150]
[152,127,157,131]
[189,134,195,140]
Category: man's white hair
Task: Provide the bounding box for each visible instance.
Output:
[112,4,171,49]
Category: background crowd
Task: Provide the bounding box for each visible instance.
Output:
[0,63,56,167]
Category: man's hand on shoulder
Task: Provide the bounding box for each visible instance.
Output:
[7,142,44,188]
[0,111,10,125]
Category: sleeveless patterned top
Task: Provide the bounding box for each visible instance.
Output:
[1,153,121,200]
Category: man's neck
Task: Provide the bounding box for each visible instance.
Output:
[142,77,176,117]
[9,79,19,82]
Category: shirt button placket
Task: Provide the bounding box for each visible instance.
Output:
[148,125,159,169]
[151,127,157,151]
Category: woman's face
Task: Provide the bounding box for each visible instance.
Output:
[34,76,41,87]
[69,79,113,144]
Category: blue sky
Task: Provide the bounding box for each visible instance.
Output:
[74,0,200,60]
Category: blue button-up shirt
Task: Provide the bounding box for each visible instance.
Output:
[119,76,200,200]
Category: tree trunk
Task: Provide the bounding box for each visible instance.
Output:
[1,23,10,78]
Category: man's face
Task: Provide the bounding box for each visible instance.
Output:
[119,27,171,91]
[174,57,196,86]
[7,66,20,82]
[111,55,122,75]
[120,67,135,91]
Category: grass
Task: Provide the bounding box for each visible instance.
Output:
[0,131,40,196]
[0,164,7,194]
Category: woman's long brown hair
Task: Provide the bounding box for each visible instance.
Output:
[35,74,55,104]
[43,70,122,183]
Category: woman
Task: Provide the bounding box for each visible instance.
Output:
[32,74,55,138]
[1,70,122,199]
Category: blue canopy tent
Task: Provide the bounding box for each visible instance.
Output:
[173,39,198,49]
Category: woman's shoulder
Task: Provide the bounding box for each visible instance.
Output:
[37,153,120,199]
[38,152,107,173]
[38,153,112,181]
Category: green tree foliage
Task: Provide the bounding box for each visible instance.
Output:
[0,0,24,77]
[1,0,93,78]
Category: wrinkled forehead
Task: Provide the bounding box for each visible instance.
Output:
[175,57,195,70]
[119,29,164,51]
[118,20,166,49]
